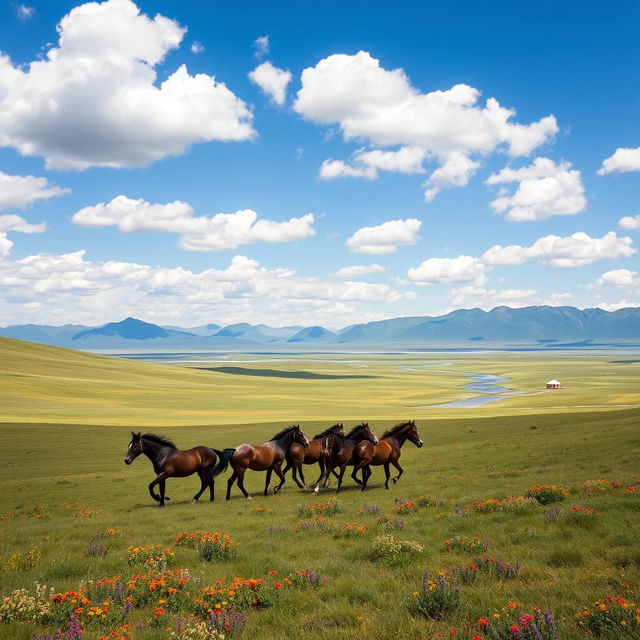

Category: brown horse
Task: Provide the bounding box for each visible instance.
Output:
[123,432,224,507]
[355,420,423,489]
[283,423,344,490]
[214,425,309,500]
[315,423,378,493]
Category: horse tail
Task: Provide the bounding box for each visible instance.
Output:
[211,448,235,477]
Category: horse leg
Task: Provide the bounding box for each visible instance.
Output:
[383,462,391,490]
[209,475,216,502]
[335,466,346,493]
[297,463,307,490]
[148,473,168,504]
[264,468,273,496]
[237,470,251,499]
[361,466,372,492]
[226,471,238,501]
[313,466,328,494]
[351,466,364,485]
[286,459,305,490]
[192,471,208,503]
[158,478,167,507]
[390,458,404,484]
[351,461,370,492]
[273,463,286,494]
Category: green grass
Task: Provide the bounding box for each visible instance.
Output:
[0,338,639,639]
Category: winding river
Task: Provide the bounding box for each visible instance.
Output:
[399,364,519,408]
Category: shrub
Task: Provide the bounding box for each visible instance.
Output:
[297,497,344,518]
[176,531,238,562]
[334,522,370,538]
[1,547,41,571]
[0,583,52,622]
[413,571,464,620]
[209,609,248,635]
[475,606,559,639]
[376,514,405,531]
[566,505,598,528]
[447,563,479,584]
[127,544,174,569]
[442,534,488,553]
[357,503,382,516]
[285,570,326,588]
[168,618,225,639]
[416,494,446,508]
[579,478,615,496]
[526,485,568,505]
[370,535,423,566]
[576,594,639,637]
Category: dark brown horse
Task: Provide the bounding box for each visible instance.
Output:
[214,425,309,500]
[123,432,224,507]
[283,423,344,490]
[315,423,378,493]
[355,420,423,489]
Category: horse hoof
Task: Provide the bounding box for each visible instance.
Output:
[392,478,398,484]
[246,495,252,500]
[191,499,198,504]
[313,486,319,494]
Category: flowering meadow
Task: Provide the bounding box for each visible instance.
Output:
[1,403,639,639]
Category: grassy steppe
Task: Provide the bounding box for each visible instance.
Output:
[0,338,639,639]
[2,338,639,425]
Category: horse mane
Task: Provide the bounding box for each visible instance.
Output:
[269,425,297,441]
[380,421,414,439]
[345,424,369,439]
[312,423,343,439]
[141,433,177,449]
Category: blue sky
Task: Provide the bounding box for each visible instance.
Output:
[0,0,638,328]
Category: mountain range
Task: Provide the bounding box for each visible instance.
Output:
[1,306,639,350]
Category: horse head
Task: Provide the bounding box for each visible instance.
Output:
[292,424,309,448]
[362,422,378,445]
[124,431,143,465]
[407,420,424,448]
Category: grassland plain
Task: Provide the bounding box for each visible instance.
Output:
[0,338,640,639]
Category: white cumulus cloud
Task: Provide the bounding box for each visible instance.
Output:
[592,269,639,291]
[334,264,387,278]
[72,195,316,251]
[487,158,586,222]
[408,255,486,286]
[248,61,292,106]
[295,51,558,199]
[0,0,254,170]
[0,171,70,210]
[0,246,412,327]
[346,218,421,254]
[597,147,640,175]
[619,214,640,230]
[0,214,46,234]
[319,146,426,181]
[482,231,635,268]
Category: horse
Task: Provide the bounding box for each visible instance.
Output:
[282,423,344,490]
[214,425,309,500]
[123,432,224,507]
[354,420,423,489]
[314,423,378,493]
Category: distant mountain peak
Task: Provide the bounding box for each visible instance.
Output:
[72,317,170,341]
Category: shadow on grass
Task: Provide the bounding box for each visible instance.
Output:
[196,366,377,380]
